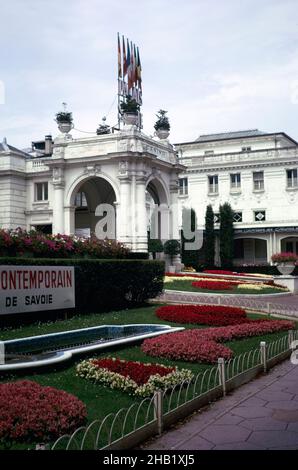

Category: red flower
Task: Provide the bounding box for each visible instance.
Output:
[91,358,174,385]
[156,305,247,326]
[142,320,294,364]
[0,380,87,444]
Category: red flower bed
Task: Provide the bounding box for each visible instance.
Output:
[142,320,294,363]
[0,380,87,444]
[91,358,175,386]
[203,270,242,275]
[191,280,240,290]
[156,305,248,326]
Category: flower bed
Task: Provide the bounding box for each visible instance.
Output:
[142,320,294,363]
[0,380,87,444]
[76,358,193,397]
[191,280,240,290]
[156,305,248,326]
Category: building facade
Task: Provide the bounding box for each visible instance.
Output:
[0,127,184,254]
[176,130,298,265]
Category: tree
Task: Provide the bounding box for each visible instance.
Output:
[181,207,201,270]
[205,205,215,268]
[148,238,163,260]
[219,202,234,268]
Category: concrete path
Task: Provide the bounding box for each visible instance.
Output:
[142,361,298,450]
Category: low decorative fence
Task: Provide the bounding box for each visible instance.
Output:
[50,329,298,450]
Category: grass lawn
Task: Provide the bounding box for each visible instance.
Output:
[164,279,287,295]
[0,304,295,449]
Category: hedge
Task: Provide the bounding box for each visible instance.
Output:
[0,258,164,322]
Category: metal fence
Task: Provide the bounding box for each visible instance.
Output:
[49,329,298,450]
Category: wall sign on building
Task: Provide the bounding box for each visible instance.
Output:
[0,266,75,315]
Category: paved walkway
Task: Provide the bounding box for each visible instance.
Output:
[142,361,298,450]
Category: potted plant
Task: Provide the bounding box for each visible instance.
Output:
[148,238,163,260]
[271,252,298,275]
[55,110,74,134]
[154,109,170,140]
[164,239,180,273]
[96,117,110,135]
[120,95,140,126]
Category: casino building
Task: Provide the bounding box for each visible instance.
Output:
[0,126,184,254]
[175,129,298,265]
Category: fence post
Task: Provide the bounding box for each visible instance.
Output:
[288,330,295,350]
[260,341,267,373]
[0,342,4,365]
[217,357,226,396]
[154,390,163,435]
[266,302,272,316]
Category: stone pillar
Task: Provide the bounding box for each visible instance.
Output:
[64,205,76,235]
[135,177,148,252]
[117,176,132,249]
[169,176,182,271]
[52,167,65,235]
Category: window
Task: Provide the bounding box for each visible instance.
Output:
[233,212,242,223]
[254,210,266,222]
[287,169,298,188]
[35,182,48,201]
[179,178,188,196]
[204,150,214,156]
[75,191,88,207]
[208,175,218,194]
[242,146,251,152]
[253,171,264,191]
[230,173,241,190]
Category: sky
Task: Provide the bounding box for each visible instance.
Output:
[0,0,298,149]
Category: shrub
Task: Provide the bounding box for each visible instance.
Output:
[0,228,130,259]
[141,320,294,363]
[164,239,180,265]
[76,358,193,397]
[0,380,87,445]
[155,305,248,326]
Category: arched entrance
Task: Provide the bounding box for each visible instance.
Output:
[146,177,170,242]
[70,177,117,238]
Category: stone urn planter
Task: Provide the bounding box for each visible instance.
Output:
[168,265,176,274]
[123,112,138,126]
[276,263,296,275]
[156,128,170,140]
[58,121,73,134]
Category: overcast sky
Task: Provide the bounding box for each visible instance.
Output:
[1,0,298,148]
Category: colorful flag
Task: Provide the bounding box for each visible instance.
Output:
[122,36,127,77]
[117,33,122,78]
[137,47,142,90]
[127,40,133,90]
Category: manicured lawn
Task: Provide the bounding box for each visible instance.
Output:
[0,305,295,449]
[164,279,286,295]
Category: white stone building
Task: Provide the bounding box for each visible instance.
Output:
[0,127,183,253]
[175,130,298,265]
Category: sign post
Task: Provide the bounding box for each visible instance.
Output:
[0,266,75,315]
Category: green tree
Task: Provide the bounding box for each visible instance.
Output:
[181,207,201,270]
[205,205,215,268]
[219,202,234,268]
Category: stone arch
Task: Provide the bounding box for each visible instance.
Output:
[146,175,170,241]
[279,235,298,254]
[67,174,118,237]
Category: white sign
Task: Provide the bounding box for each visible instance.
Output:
[75,228,91,238]
[0,266,75,315]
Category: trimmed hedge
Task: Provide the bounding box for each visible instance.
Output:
[0,258,164,318]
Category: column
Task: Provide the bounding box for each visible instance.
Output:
[52,182,65,234]
[135,177,148,252]
[117,176,132,249]
[64,205,76,235]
